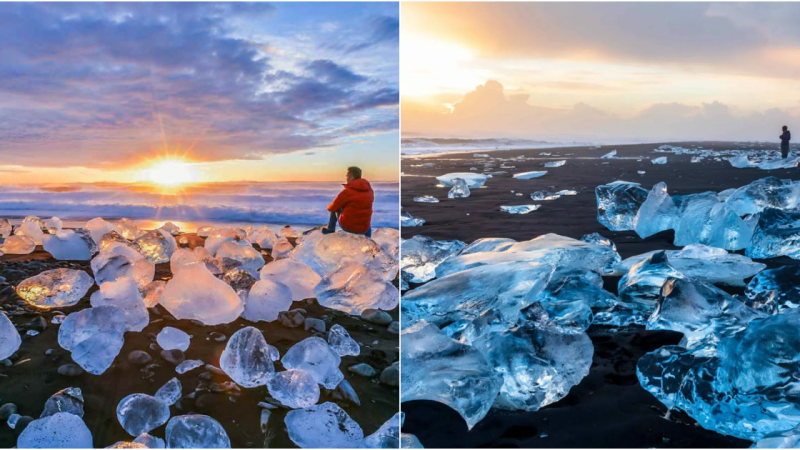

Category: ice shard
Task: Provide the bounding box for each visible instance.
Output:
[215,241,264,276]
[41,387,84,418]
[413,195,439,203]
[15,216,44,245]
[500,205,540,214]
[401,207,425,227]
[400,235,465,284]
[327,324,360,357]
[512,171,547,179]
[133,229,177,264]
[16,268,94,309]
[747,208,800,259]
[744,265,800,314]
[459,237,516,255]
[155,377,182,406]
[544,160,566,168]
[365,412,401,449]
[725,177,800,216]
[596,181,649,231]
[673,192,752,250]
[0,311,21,360]
[633,182,680,238]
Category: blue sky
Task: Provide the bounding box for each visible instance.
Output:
[0,2,399,183]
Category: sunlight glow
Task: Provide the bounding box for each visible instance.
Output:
[142,159,197,186]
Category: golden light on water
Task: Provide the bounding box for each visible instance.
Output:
[141,159,197,187]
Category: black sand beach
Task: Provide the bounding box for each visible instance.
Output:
[0,234,399,448]
[401,141,799,448]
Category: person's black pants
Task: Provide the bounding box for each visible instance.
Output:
[782,144,790,159]
[324,210,372,237]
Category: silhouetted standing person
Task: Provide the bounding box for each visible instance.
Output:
[780,125,791,159]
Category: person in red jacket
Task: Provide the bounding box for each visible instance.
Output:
[323,166,374,237]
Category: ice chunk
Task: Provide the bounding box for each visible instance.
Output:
[725,177,800,216]
[758,156,800,170]
[91,245,154,288]
[159,222,180,236]
[601,149,617,159]
[748,208,800,259]
[315,263,399,315]
[215,241,264,276]
[400,235,465,284]
[160,264,243,325]
[58,305,128,375]
[280,226,300,239]
[117,218,145,241]
[249,227,278,249]
[134,229,177,264]
[117,394,170,436]
[15,216,44,244]
[401,207,425,227]
[435,173,488,188]
[401,322,502,429]
[100,231,136,253]
[634,182,679,238]
[0,311,22,360]
[651,156,667,164]
[0,218,11,238]
[673,192,752,250]
[413,196,439,203]
[327,324,360,357]
[17,412,93,448]
[500,205,540,214]
[580,232,622,274]
[617,251,683,311]
[403,261,553,328]
[175,360,203,374]
[259,259,321,302]
[45,217,63,234]
[744,265,800,314]
[556,189,577,196]
[85,218,120,245]
[282,337,344,389]
[155,378,182,406]
[169,247,213,274]
[17,268,94,309]
[512,171,547,179]
[596,181,649,231]
[371,227,400,259]
[1,234,36,254]
[165,415,231,448]
[133,434,165,449]
[531,190,560,201]
[285,402,364,448]
[291,230,397,281]
[90,278,149,332]
[41,387,84,418]
[544,160,566,168]
[447,178,470,198]
[141,280,165,308]
[242,279,293,323]
[537,269,619,311]
[271,237,293,259]
[365,412,401,449]
[219,326,274,387]
[752,426,800,448]
[401,434,424,449]
[266,369,320,409]
[474,319,593,411]
[156,327,191,351]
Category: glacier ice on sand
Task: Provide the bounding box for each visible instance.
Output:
[266,368,320,409]
[58,305,128,375]
[259,259,320,302]
[744,265,800,314]
[156,327,191,351]
[42,230,96,260]
[314,263,399,315]
[16,268,94,309]
[116,394,170,436]
[160,263,243,325]
[165,414,231,449]
[500,205,541,214]
[242,279,293,322]
[0,235,36,255]
[435,172,488,188]
[596,181,649,231]
[285,402,364,448]
[220,326,275,388]
[0,311,22,360]
[401,207,425,227]
[17,412,93,448]
[447,178,470,198]
[400,235,465,284]
[327,324,360,357]
[90,277,149,332]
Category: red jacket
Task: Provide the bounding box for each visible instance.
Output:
[327,178,374,233]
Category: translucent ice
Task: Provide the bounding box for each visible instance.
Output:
[291,230,397,281]
[117,394,170,436]
[634,182,679,238]
[327,324,360,357]
[156,327,191,351]
[673,192,752,250]
[401,322,502,429]
[364,412,401,449]
[500,205,540,214]
[91,244,155,288]
[45,217,63,234]
[259,259,320,302]
[596,181,649,231]
[315,263,399,315]
[744,265,800,314]
[271,237,293,259]
[141,280,166,308]
[159,222,180,236]
[15,216,44,244]
[42,230,95,261]
[752,426,800,448]
[729,154,754,169]
[266,369,320,409]
[401,207,425,227]
[413,196,439,203]
[118,218,145,241]
[90,278,149,332]
[169,247,214,274]
[400,235,465,284]
[249,227,278,250]
[0,311,21,360]
[544,160,566,168]
[220,326,275,387]
[758,156,800,170]
[17,412,93,448]
[531,191,560,201]
[651,156,667,164]
[371,227,400,260]
[134,433,165,449]
[401,433,424,449]
[175,360,203,374]
[165,415,231,448]
[512,171,547,179]
[17,268,94,309]
[448,178,470,198]
[215,241,264,276]
[601,149,617,159]
[435,173,488,188]
[748,208,800,259]
[58,305,128,375]
[41,387,84,418]
[0,218,11,238]
[85,218,120,245]
[282,337,344,389]
[134,229,177,264]
[725,177,800,216]
[155,377,182,406]
[242,279,293,322]
[285,402,364,448]
[160,263,243,325]
[1,234,36,254]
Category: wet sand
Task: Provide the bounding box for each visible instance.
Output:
[0,234,399,448]
[400,141,799,448]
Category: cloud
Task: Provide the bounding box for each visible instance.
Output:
[346,16,399,52]
[0,3,398,168]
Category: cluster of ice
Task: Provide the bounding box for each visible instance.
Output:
[654,144,799,171]
[16,268,94,309]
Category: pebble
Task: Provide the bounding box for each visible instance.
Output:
[160,349,185,365]
[44,349,55,356]
[57,363,84,377]
[278,310,305,328]
[0,403,17,420]
[128,350,152,365]
[361,309,392,325]
[379,362,399,387]
[29,315,47,331]
[304,318,326,333]
[348,363,377,378]
[387,321,400,334]
[208,331,226,342]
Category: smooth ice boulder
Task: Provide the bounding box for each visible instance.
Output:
[58,305,128,375]
[242,279,293,322]
[16,268,94,309]
[634,182,679,238]
[400,235,466,284]
[512,171,547,179]
[435,173,487,188]
[473,320,593,411]
[365,412,401,449]
[17,412,93,448]
[1,234,36,254]
[327,324,360,357]
[90,278,149,332]
[249,227,278,249]
[728,154,754,169]
[673,192,752,250]
[259,259,320,302]
[744,265,800,314]
[285,402,364,448]
[42,230,96,260]
[160,264,243,325]
[91,244,155,288]
[134,229,177,264]
[215,241,264,276]
[401,322,502,429]
[371,227,400,260]
[748,208,800,259]
[0,311,21,360]
[447,178,470,198]
[290,231,397,281]
[41,387,84,418]
[271,237,293,259]
[156,327,191,351]
[220,326,275,387]
[85,218,120,245]
[314,263,399,315]
[169,247,214,274]
[725,177,800,216]
[282,337,344,389]
[401,207,425,227]
[165,415,231,448]
[15,216,44,244]
[116,394,170,436]
[155,378,182,406]
[266,369,320,409]
[596,181,649,231]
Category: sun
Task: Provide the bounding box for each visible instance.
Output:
[143,159,197,186]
